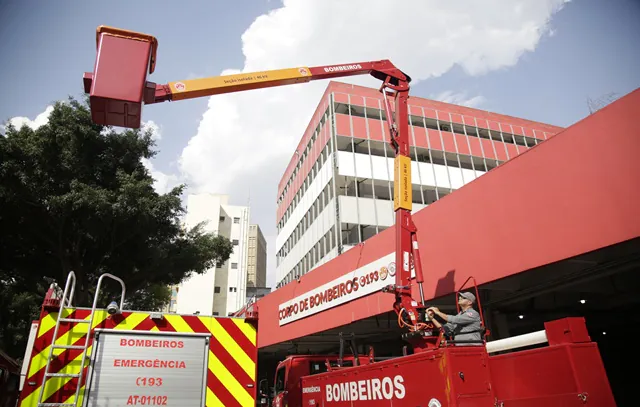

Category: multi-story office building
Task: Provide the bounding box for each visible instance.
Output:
[247,224,267,288]
[275,81,564,288]
[176,193,251,316]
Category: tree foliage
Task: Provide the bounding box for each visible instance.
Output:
[0,98,234,359]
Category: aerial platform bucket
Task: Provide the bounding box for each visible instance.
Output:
[83,26,158,128]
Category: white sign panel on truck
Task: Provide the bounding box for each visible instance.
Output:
[84,330,209,407]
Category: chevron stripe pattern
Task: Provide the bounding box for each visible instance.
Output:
[18,308,257,407]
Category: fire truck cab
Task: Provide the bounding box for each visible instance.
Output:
[260,354,369,407]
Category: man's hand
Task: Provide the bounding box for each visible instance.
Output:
[426,306,448,322]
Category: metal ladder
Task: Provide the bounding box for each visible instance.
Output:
[37,271,126,407]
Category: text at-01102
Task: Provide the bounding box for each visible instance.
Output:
[85,332,209,407]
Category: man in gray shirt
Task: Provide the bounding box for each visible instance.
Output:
[427,292,483,344]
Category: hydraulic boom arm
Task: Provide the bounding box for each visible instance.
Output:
[82,25,436,351]
[152,61,410,104]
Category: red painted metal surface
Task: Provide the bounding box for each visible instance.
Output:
[85,29,155,128]
[544,317,591,345]
[490,345,614,406]
[490,346,594,407]
[300,346,494,407]
[257,87,640,348]
[269,318,614,406]
[489,317,615,406]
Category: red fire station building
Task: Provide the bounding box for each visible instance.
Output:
[256,82,640,402]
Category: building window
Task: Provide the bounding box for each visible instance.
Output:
[231,263,238,269]
[233,217,240,223]
[233,239,239,245]
[219,216,225,222]
[214,286,221,293]
[229,287,237,292]
[213,312,219,316]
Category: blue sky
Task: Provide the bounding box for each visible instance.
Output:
[1,0,639,288]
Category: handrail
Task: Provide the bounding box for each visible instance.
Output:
[456,276,488,340]
[456,276,486,327]
[66,271,77,307]
[91,272,127,311]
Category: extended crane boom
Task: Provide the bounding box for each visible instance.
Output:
[82,25,437,352]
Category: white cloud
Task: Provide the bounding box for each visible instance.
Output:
[1,105,54,134]
[138,121,181,195]
[431,91,487,108]
[142,120,162,141]
[141,158,181,195]
[177,0,568,289]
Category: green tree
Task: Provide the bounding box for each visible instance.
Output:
[0,98,234,359]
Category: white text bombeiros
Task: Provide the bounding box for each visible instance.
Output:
[324,375,405,402]
[323,64,363,73]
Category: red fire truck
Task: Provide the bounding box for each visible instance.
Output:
[15,25,617,407]
[17,271,616,407]
[267,315,615,406]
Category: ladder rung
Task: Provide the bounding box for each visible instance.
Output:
[38,404,76,407]
[59,318,90,323]
[45,372,80,378]
[52,344,85,350]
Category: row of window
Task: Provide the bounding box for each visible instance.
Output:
[276,99,548,211]
[277,106,331,206]
[338,136,507,174]
[277,140,508,254]
[277,225,339,288]
[276,103,539,230]
[216,262,239,269]
[336,102,546,147]
[213,286,238,293]
[277,220,395,287]
[277,142,332,231]
[220,216,242,223]
[339,175,454,206]
[277,180,335,260]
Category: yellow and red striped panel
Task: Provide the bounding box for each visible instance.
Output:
[18,308,257,407]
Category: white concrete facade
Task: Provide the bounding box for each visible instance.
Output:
[176,193,251,316]
[274,86,555,289]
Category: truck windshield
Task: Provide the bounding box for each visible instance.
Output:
[275,367,286,393]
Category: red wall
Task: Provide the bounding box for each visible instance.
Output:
[258,87,640,348]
